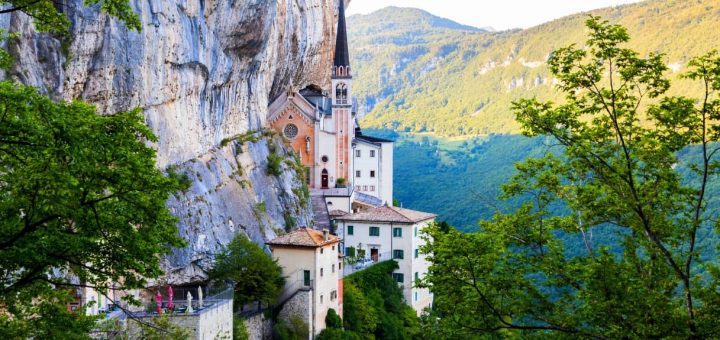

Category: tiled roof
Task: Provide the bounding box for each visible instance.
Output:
[329,209,349,217]
[267,228,340,248]
[335,205,436,223]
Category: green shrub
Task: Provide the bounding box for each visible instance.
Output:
[325,308,342,329]
[233,318,249,340]
[267,153,284,176]
[335,177,347,187]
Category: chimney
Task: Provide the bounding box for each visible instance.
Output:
[323,229,329,241]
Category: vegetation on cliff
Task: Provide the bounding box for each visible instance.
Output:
[420,17,720,338]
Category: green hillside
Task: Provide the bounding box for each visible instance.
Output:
[350,0,720,137]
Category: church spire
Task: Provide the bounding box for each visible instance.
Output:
[333,0,350,77]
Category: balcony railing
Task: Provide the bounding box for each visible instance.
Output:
[342,252,392,276]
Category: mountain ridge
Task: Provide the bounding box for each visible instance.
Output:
[351,0,720,137]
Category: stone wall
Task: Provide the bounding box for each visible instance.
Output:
[126,299,233,339]
[278,289,313,338]
[243,311,273,340]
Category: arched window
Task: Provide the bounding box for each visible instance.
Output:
[336,83,347,104]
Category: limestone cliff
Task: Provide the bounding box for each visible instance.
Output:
[1,0,344,284]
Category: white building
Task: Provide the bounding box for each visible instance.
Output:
[334,206,435,314]
[267,228,343,337]
[352,130,393,205]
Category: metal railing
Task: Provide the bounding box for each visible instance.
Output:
[343,251,393,276]
[136,287,233,317]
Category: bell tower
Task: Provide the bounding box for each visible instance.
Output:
[331,0,353,183]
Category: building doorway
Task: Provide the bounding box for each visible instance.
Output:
[321,169,329,188]
[370,248,379,262]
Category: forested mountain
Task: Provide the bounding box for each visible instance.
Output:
[350,0,720,136]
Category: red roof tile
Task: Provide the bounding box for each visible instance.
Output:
[335,206,436,223]
[267,228,340,248]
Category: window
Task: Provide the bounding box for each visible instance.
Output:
[336,83,348,104]
[305,167,311,185]
[415,272,419,282]
[283,123,298,138]
[363,185,368,191]
[332,264,335,273]
[414,227,417,237]
[346,246,356,257]
[320,268,324,277]
[415,248,419,258]
[370,185,375,191]
[355,149,361,157]
[370,170,376,178]
[393,228,402,237]
[320,295,324,303]
[393,249,404,259]
[414,291,418,302]
[348,225,354,235]
[369,227,380,236]
[332,245,335,251]
[392,273,404,283]
[331,290,337,301]
[303,270,311,286]
[370,150,376,157]
[356,170,361,178]
[320,248,324,254]
[339,262,342,270]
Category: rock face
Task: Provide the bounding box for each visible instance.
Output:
[1,0,343,283]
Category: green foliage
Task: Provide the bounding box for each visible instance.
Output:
[233,318,249,340]
[273,314,308,340]
[209,234,285,307]
[325,308,342,329]
[167,166,192,192]
[267,152,284,176]
[1,0,140,33]
[342,282,377,336]
[421,17,720,338]
[128,315,192,339]
[352,0,720,137]
[335,177,347,187]
[342,261,421,339]
[0,81,185,337]
[283,210,297,232]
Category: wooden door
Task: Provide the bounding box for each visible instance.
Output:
[321,169,329,188]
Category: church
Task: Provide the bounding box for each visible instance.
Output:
[267,0,393,215]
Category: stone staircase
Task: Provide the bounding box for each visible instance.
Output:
[310,194,330,229]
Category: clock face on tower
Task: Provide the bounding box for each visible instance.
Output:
[283,123,299,139]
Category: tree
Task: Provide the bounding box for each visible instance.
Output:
[209,234,285,307]
[325,308,343,329]
[0,81,186,337]
[421,16,720,338]
[0,0,140,33]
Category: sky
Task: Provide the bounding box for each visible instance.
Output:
[346,0,643,31]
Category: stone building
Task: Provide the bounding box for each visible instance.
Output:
[268,228,343,337]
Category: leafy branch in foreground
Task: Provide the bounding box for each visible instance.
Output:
[0,0,141,33]
[0,81,185,337]
[421,16,720,338]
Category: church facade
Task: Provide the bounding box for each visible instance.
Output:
[267,0,393,206]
